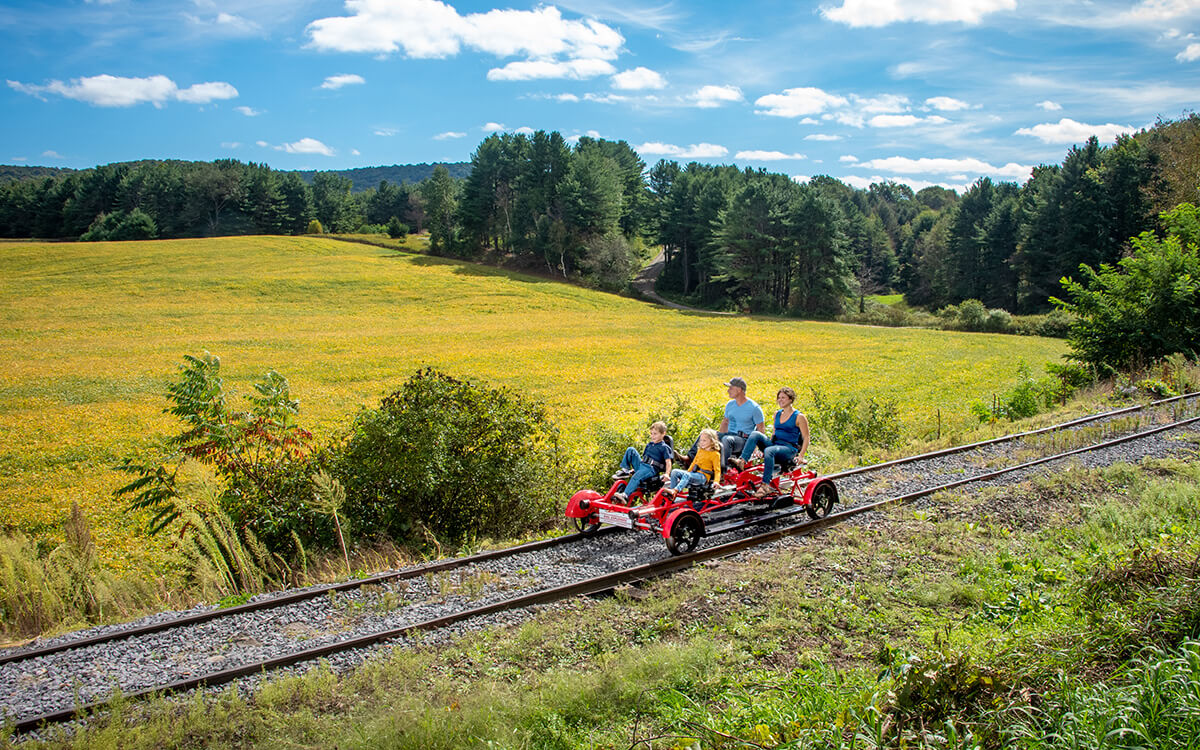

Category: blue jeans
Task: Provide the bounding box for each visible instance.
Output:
[740,431,799,484]
[668,468,707,490]
[689,431,745,468]
[620,446,658,497]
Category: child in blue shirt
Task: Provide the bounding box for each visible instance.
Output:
[614,421,673,503]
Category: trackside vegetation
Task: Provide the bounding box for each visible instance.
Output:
[7,457,1200,749]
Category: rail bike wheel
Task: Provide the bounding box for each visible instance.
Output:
[806,482,837,520]
[574,514,601,535]
[665,513,703,556]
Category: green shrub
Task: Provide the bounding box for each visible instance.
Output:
[1054,202,1200,371]
[957,299,988,330]
[355,223,388,235]
[80,208,159,241]
[808,388,902,452]
[331,369,559,546]
[985,308,1013,333]
[972,361,1059,422]
[387,216,410,239]
[306,219,324,234]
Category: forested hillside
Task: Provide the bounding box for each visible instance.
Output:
[292,162,470,192]
[1,115,1196,315]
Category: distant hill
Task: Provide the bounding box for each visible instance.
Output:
[293,163,472,192]
[0,165,78,182]
[0,161,472,191]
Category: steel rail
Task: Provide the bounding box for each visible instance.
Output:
[823,390,1200,482]
[13,414,1199,735]
[0,529,613,667]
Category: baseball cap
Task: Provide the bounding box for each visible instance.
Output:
[724,377,747,390]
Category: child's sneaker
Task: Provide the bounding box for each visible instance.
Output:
[613,492,628,504]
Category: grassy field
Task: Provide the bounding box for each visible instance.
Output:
[0,236,1066,574]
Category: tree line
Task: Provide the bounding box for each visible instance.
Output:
[1,115,1196,314]
[0,158,431,241]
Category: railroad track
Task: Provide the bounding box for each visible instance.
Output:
[7,394,1200,734]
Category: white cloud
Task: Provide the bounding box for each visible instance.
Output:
[890,61,939,78]
[843,174,970,192]
[8,74,237,107]
[636,142,729,158]
[854,93,909,113]
[215,12,261,34]
[433,131,466,139]
[1014,117,1137,144]
[235,105,264,116]
[565,129,603,145]
[855,156,1032,179]
[822,0,1016,27]
[184,11,262,36]
[688,84,743,108]
[925,96,969,111]
[1040,0,1200,29]
[351,148,361,155]
[280,137,335,156]
[611,66,667,90]
[755,87,848,117]
[479,122,534,134]
[868,113,949,127]
[41,150,64,159]
[488,58,615,81]
[1036,99,1062,111]
[804,134,842,141]
[1178,43,1200,61]
[799,117,819,125]
[221,141,241,149]
[255,140,270,148]
[175,81,239,103]
[321,73,366,90]
[582,92,630,104]
[839,155,859,163]
[735,150,807,160]
[555,93,581,102]
[374,127,399,136]
[869,114,923,128]
[307,0,624,81]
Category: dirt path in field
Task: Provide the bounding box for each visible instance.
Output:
[634,251,734,315]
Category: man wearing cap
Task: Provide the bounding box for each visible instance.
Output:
[717,377,764,468]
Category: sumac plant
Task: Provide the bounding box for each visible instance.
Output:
[116,353,329,555]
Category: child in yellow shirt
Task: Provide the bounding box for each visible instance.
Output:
[663,428,722,497]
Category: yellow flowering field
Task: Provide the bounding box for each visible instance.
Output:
[0,236,1066,570]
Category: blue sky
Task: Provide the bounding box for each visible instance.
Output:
[4,0,1200,191]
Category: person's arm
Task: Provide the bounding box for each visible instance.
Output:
[664,457,672,475]
[718,416,729,433]
[753,405,765,435]
[797,413,810,460]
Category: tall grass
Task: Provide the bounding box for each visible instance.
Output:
[1000,641,1200,749]
[0,503,160,638]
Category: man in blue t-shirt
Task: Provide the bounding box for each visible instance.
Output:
[678,377,765,469]
[718,376,764,468]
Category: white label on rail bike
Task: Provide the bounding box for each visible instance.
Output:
[599,509,633,529]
